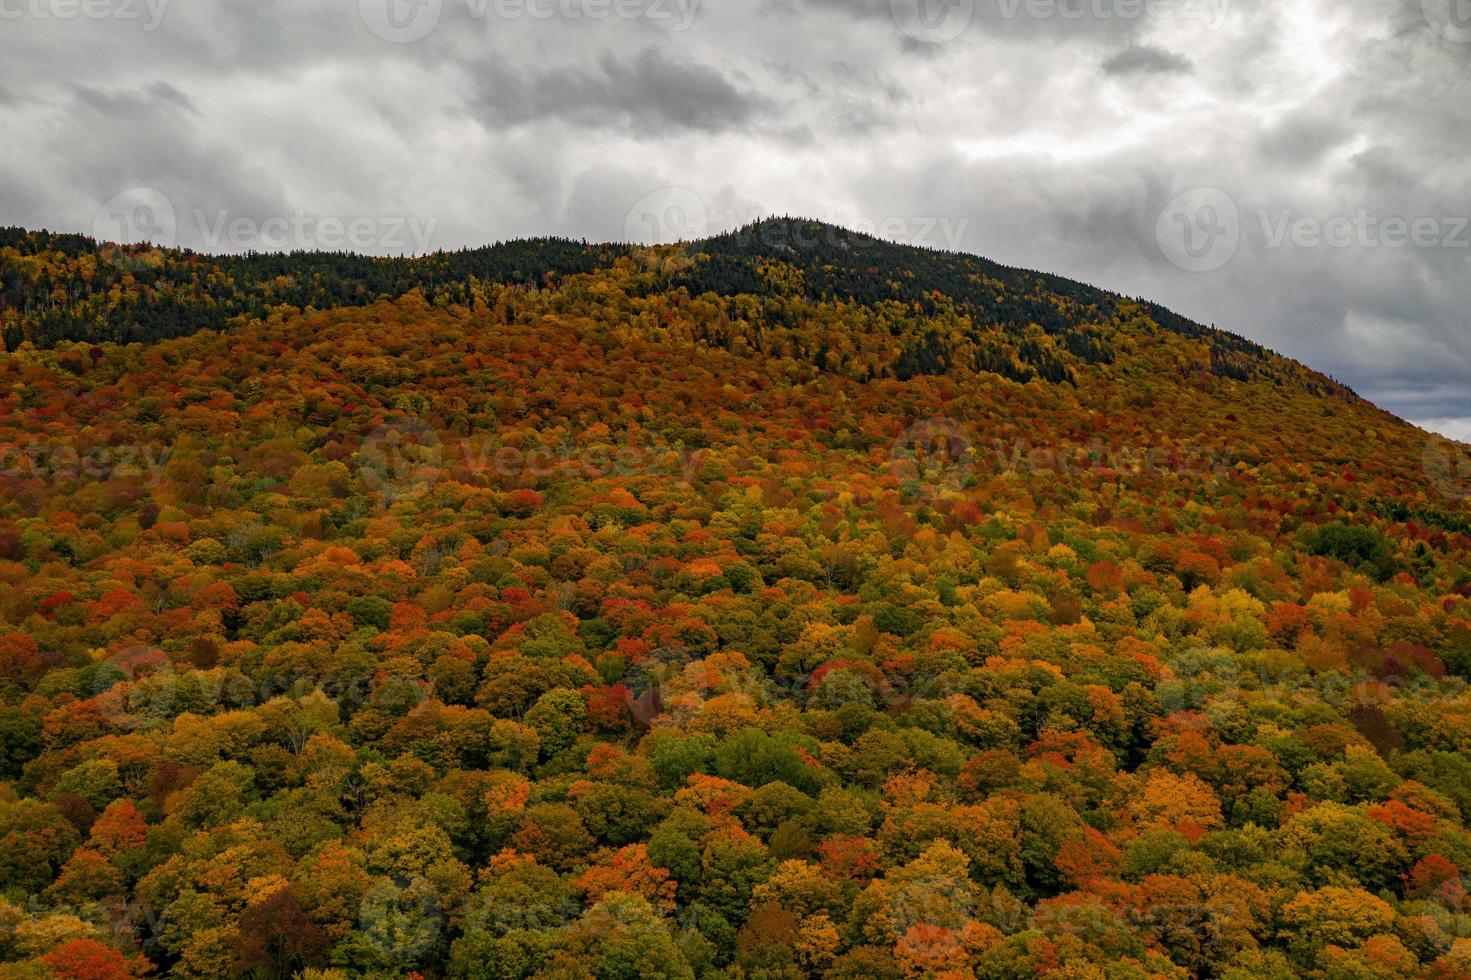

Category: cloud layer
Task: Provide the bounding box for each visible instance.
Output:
[2,0,1468,433]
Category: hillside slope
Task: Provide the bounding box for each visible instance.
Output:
[1,222,1471,978]
[0,219,1348,395]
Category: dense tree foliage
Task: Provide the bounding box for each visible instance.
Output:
[1,220,1345,395]
[0,228,630,349]
[1,225,1469,978]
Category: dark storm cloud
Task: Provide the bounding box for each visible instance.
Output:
[467,47,773,133]
[1100,44,1192,74]
[71,80,198,117]
[0,0,1468,436]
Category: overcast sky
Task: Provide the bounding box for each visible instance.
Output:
[2,0,1468,436]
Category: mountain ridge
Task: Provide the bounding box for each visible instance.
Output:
[0,218,1356,404]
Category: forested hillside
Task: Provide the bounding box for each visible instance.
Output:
[0,227,630,350]
[2,224,1470,979]
[0,220,1344,394]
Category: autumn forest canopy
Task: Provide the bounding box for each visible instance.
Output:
[3,219,1471,979]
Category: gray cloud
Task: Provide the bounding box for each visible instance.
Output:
[0,0,1467,436]
[1101,44,1193,75]
[1255,111,1351,165]
[467,47,772,133]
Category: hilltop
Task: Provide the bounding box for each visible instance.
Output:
[1,219,1346,393]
